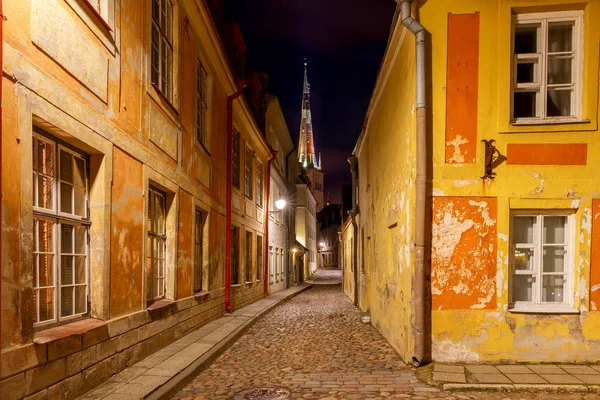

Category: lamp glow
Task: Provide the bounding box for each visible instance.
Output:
[275,199,286,210]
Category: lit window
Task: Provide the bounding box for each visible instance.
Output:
[256,235,263,280]
[232,129,240,189]
[147,187,167,301]
[511,11,582,122]
[246,231,253,282]
[151,0,173,100]
[510,212,574,311]
[194,210,203,293]
[32,133,90,325]
[196,61,208,147]
[245,147,253,199]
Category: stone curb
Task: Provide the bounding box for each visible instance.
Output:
[443,383,600,392]
[146,284,313,400]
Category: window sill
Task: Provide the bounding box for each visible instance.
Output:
[509,306,579,315]
[147,298,176,319]
[231,283,243,288]
[151,83,179,116]
[194,291,210,300]
[82,0,112,32]
[194,141,212,158]
[509,118,589,126]
[33,318,107,346]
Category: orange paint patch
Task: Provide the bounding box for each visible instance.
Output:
[507,143,587,165]
[445,13,479,164]
[110,148,144,318]
[591,199,600,311]
[177,190,194,299]
[432,197,497,310]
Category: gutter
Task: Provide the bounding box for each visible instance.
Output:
[347,156,359,306]
[284,148,296,287]
[398,0,429,366]
[225,79,247,313]
[0,0,5,372]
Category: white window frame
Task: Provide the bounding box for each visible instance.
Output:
[269,246,274,284]
[151,0,174,101]
[32,133,90,327]
[147,187,167,301]
[196,60,208,147]
[86,0,109,21]
[511,10,584,124]
[509,210,576,313]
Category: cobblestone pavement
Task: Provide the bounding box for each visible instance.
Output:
[172,270,595,400]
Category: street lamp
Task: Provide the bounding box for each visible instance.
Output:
[269,198,286,215]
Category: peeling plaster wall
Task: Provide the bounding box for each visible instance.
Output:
[422,0,600,362]
[1,0,273,397]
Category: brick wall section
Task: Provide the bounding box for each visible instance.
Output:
[0,292,226,400]
[231,282,265,310]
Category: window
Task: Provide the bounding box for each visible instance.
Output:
[511,11,582,122]
[245,231,253,282]
[269,246,274,283]
[86,0,108,21]
[231,226,239,284]
[256,235,263,280]
[245,147,253,199]
[232,129,240,189]
[194,210,203,293]
[32,133,90,325]
[196,61,208,147]
[510,211,574,311]
[147,187,167,301]
[256,161,262,207]
[151,0,173,100]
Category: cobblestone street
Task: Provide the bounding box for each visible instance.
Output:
[172,270,595,400]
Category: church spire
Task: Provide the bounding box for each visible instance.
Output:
[298,59,317,169]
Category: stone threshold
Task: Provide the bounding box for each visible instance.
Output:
[444,383,600,393]
[76,284,312,400]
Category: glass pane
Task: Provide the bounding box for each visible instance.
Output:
[38,254,54,287]
[60,151,73,183]
[512,275,534,302]
[38,288,54,322]
[547,56,572,84]
[38,219,54,253]
[514,248,533,270]
[544,216,566,243]
[513,216,535,243]
[75,226,86,255]
[61,224,73,253]
[152,0,159,22]
[61,182,73,213]
[61,287,74,317]
[75,256,86,284]
[38,176,54,210]
[160,0,166,29]
[517,62,536,83]
[151,26,160,84]
[37,139,55,176]
[543,246,565,273]
[61,255,74,285]
[542,275,565,302]
[547,89,571,117]
[146,255,153,301]
[74,186,86,217]
[75,286,87,314]
[515,25,538,54]
[513,92,537,118]
[548,23,573,53]
[74,157,85,187]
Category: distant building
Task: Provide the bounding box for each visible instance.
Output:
[296,171,318,278]
[317,203,343,269]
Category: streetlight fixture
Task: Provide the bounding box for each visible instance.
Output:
[269,198,286,215]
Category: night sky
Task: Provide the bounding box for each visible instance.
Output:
[226,0,396,203]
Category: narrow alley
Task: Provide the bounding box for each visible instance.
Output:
[171,271,595,400]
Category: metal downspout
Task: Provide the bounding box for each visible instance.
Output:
[348,156,359,306]
[0,0,5,372]
[399,0,428,366]
[225,79,246,313]
[264,150,277,295]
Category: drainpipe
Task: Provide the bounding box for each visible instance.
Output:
[347,156,359,306]
[0,0,5,372]
[225,79,247,313]
[264,150,278,295]
[399,0,428,366]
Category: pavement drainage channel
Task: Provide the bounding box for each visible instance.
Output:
[233,387,291,400]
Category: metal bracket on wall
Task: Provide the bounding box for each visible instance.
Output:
[481,139,499,180]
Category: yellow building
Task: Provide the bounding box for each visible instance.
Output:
[345,0,600,363]
[0,0,271,398]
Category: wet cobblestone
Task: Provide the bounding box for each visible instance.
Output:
[172,270,596,400]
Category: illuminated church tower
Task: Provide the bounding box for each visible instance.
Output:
[298,60,325,212]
